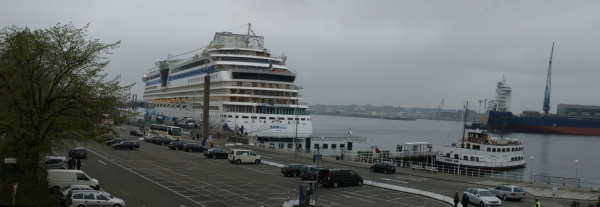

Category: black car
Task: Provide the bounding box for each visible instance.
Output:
[144,134,159,142]
[206,149,228,159]
[300,165,325,180]
[318,168,363,188]
[168,141,186,150]
[113,141,140,150]
[129,129,143,136]
[106,138,127,146]
[68,147,88,159]
[154,137,172,145]
[281,164,303,177]
[150,136,162,143]
[369,161,396,174]
[203,148,214,156]
[184,143,205,152]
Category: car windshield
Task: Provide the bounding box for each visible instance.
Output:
[479,190,494,196]
[513,187,524,192]
[170,128,182,136]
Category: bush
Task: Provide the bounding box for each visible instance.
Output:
[0,176,59,206]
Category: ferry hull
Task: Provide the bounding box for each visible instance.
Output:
[434,159,526,171]
[486,111,600,136]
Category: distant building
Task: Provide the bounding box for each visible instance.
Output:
[557,104,600,117]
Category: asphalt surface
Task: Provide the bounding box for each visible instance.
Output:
[53,124,593,207]
[52,127,450,206]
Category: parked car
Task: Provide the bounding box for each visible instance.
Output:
[47,169,99,194]
[66,190,125,207]
[113,141,140,150]
[207,149,228,159]
[168,141,186,150]
[228,149,261,164]
[369,161,396,174]
[150,136,162,144]
[41,156,68,169]
[106,138,128,146]
[300,165,325,181]
[318,168,363,188]
[281,164,303,177]
[464,188,502,207]
[68,147,88,159]
[130,129,143,136]
[144,134,159,142]
[59,185,109,204]
[203,148,213,156]
[184,143,205,152]
[488,184,526,201]
[155,137,172,145]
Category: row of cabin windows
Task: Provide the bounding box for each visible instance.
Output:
[221,114,310,121]
[446,154,525,162]
[313,144,345,149]
[486,147,524,152]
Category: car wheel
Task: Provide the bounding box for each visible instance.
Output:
[116,147,120,150]
[77,205,85,207]
[161,142,164,145]
[503,194,507,200]
[236,159,242,164]
[358,180,363,186]
[113,204,121,207]
[370,168,374,172]
[480,201,485,207]
[131,147,136,150]
[384,170,388,174]
[51,186,60,194]
[254,159,260,164]
[295,172,299,177]
[212,155,216,159]
[333,182,338,188]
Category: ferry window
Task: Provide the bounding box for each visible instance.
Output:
[466,144,470,149]
[446,153,450,158]
[295,118,299,120]
[322,144,328,149]
[242,116,248,118]
[511,148,514,152]
[476,157,480,161]
[301,118,306,121]
[487,147,491,152]
[279,143,284,149]
[454,154,459,159]
[463,156,468,160]
[314,144,320,149]
[235,115,239,118]
[492,148,496,152]
[251,116,257,119]
[287,143,292,149]
[287,118,293,120]
[228,115,233,118]
[340,144,345,148]
[502,148,505,152]
[269,117,275,120]
[331,144,337,149]
[511,157,514,161]
[259,117,266,119]
[470,156,474,161]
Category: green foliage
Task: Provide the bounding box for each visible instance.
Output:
[0,23,134,184]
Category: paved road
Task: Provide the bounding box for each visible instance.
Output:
[54,131,450,206]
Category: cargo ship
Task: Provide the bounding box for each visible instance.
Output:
[485,43,600,136]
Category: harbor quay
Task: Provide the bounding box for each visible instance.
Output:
[108,124,599,206]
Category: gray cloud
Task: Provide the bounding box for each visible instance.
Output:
[2,0,600,113]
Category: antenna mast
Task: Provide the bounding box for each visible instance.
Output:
[542,42,554,116]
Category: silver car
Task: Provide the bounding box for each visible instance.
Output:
[59,185,111,204]
[488,184,526,201]
[465,188,502,207]
[41,156,68,169]
[67,190,125,207]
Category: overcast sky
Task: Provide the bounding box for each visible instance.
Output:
[3,1,600,113]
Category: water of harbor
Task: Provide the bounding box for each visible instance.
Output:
[311,114,600,181]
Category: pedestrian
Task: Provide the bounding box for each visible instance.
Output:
[453,191,459,207]
[461,193,470,207]
[76,158,82,170]
[341,149,344,160]
[68,157,75,169]
[534,198,540,207]
[196,133,200,140]
[217,131,220,139]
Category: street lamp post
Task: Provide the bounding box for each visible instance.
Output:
[575,160,578,178]
[294,85,303,156]
[192,92,195,138]
[530,156,534,183]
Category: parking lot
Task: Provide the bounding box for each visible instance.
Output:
[54,128,450,207]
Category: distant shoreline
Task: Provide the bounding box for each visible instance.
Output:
[312,113,417,121]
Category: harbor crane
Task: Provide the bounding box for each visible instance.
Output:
[436,99,445,119]
[542,43,555,116]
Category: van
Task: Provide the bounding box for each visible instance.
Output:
[47,169,99,194]
[318,168,363,188]
[228,149,261,164]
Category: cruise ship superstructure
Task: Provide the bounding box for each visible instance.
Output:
[142,24,313,136]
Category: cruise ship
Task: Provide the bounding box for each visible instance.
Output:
[142,24,313,137]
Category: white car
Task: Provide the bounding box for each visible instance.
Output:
[464,188,502,207]
[228,149,261,164]
[47,169,99,194]
[59,185,111,204]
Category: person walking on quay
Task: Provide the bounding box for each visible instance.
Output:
[76,158,82,170]
[461,193,470,207]
[68,157,75,169]
[217,131,220,139]
[196,133,200,140]
[453,191,460,207]
[535,198,540,207]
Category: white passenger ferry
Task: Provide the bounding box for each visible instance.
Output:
[142,24,313,137]
[435,102,526,170]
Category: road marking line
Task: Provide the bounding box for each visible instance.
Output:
[98,160,108,165]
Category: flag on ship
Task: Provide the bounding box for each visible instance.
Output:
[268,63,274,72]
[348,127,353,135]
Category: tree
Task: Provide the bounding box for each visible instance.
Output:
[0,23,133,183]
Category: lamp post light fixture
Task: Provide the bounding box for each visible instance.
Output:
[530,156,534,183]
[293,85,303,156]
